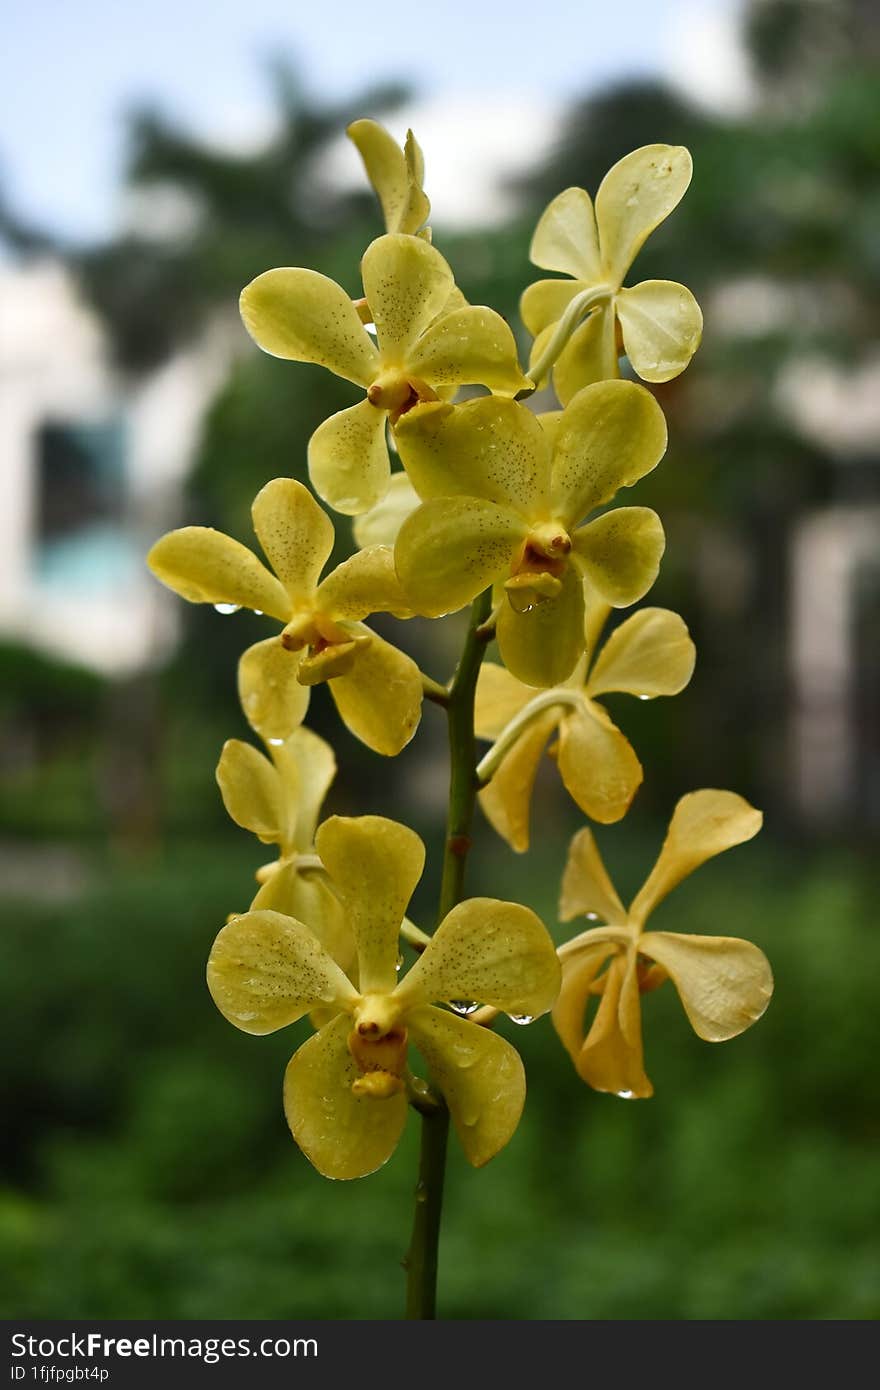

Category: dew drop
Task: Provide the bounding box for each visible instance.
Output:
[617,1089,635,1100]
[396,953,404,973]
[214,603,241,615]
[267,737,284,746]
[253,609,264,617]
[638,694,653,701]
[586,912,600,921]
[508,1013,535,1026]
[450,1000,479,1016]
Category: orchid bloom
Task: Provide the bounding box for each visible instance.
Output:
[523,145,702,401]
[147,478,422,756]
[554,791,772,1099]
[476,605,696,850]
[239,233,529,515]
[394,380,667,687]
[347,119,431,238]
[207,815,561,1179]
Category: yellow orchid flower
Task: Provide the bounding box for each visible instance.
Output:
[554,791,772,1099]
[239,233,529,515]
[394,380,667,687]
[147,477,422,756]
[523,145,703,402]
[475,605,696,851]
[348,119,431,239]
[207,815,561,1179]
[353,471,422,549]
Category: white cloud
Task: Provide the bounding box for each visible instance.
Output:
[662,0,754,114]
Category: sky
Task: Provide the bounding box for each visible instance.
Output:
[1,0,750,240]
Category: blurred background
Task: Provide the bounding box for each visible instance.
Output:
[1,0,878,1319]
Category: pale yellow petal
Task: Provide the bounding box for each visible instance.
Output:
[616,280,703,383]
[577,952,653,1098]
[556,699,643,824]
[251,477,334,602]
[347,118,429,235]
[308,398,390,517]
[270,725,337,850]
[317,545,412,620]
[550,379,667,525]
[238,638,310,745]
[394,396,549,512]
[215,739,282,844]
[240,268,377,385]
[147,527,290,620]
[474,662,537,740]
[587,607,695,698]
[559,825,627,924]
[573,507,665,607]
[478,707,559,853]
[529,186,602,281]
[328,627,423,756]
[553,304,620,404]
[395,897,560,1018]
[630,790,763,925]
[406,1005,525,1168]
[207,909,357,1035]
[520,277,582,336]
[315,814,425,993]
[406,305,531,395]
[395,497,526,618]
[362,233,453,360]
[497,563,585,687]
[640,931,773,1042]
[251,863,353,972]
[553,942,619,1063]
[353,471,421,548]
[595,145,693,287]
[284,1013,408,1179]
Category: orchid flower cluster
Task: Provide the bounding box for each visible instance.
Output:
[148,121,772,1304]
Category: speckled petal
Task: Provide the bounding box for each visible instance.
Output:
[550,379,667,526]
[216,739,282,844]
[478,707,561,853]
[406,305,530,395]
[238,638,310,745]
[315,815,424,994]
[529,187,602,281]
[559,826,627,925]
[317,545,412,620]
[587,607,695,698]
[362,233,453,360]
[395,496,527,618]
[556,699,643,824]
[207,909,357,1035]
[616,280,703,383]
[406,1005,526,1168]
[251,478,334,603]
[251,863,353,973]
[394,396,550,511]
[595,145,693,287]
[641,932,773,1042]
[328,627,423,756]
[147,527,291,621]
[497,564,585,687]
[240,268,378,386]
[308,398,391,517]
[629,790,763,926]
[395,897,560,1019]
[284,1013,408,1179]
[572,507,665,607]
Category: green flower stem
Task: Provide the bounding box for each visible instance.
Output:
[404,588,492,1321]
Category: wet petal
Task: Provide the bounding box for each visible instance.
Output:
[577,953,653,1097]
[329,627,423,756]
[595,145,693,287]
[553,304,620,404]
[573,507,665,607]
[559,825,627,924]
[406,305,530,395]
[284,1014,408,1179]
[216,739,282,844]
[240,268,377,386]
[616,280,703,383]
[317,545,413,620]
[520,277,582,336]
[207,909,357,1035]
[362,233,453,360]
[315,815,425,993]
[641,932,773,1042]
[395,497,526,618]
[553,942,619,1063]
[394,396,550,512]
[556,700,643,824]
[550,379,667,525]
[147,527,291,621]
[353,472,421,548]
[347,118,430,235]
[587,607,695,698]
[238,638,310,745]
[271,725,337,851]
[497,563,585,687]
[251,478,334,602]
[406,1006,525,1168]
[252,863,354,974]
[529,187,602,281]
[475,662,537,740]
[308,398,390,517]
[629,790,763,925]
[478,708,560,853]
[396,897,560,1018]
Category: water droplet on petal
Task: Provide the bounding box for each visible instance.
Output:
[638,694,653,701]
[617,1089,635,1100]
[267,737,284,746]
[396,953,404,973]
[253,609,264,617]
[586,912,600,921]
[214,603,241,615]
[508,1014,534,1026]
[450,1000,479,1016]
